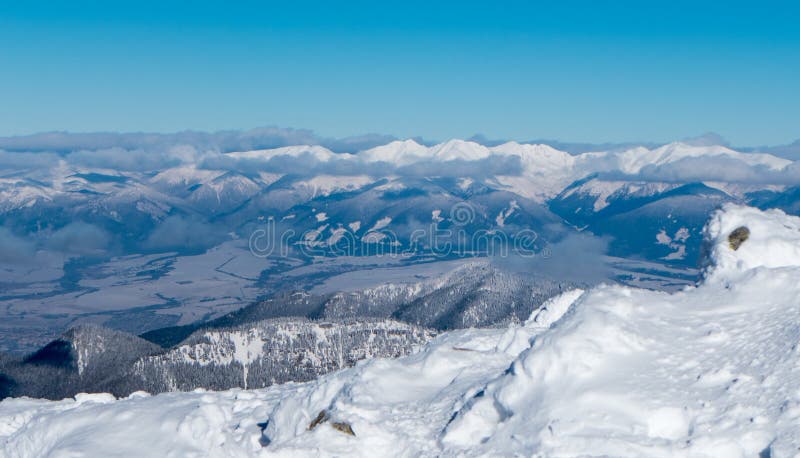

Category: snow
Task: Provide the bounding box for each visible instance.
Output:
[2,138,795,216]
[494,200,519,227]
[490,141,576,172]
[360,139,492,165]
[150,165,222,187]
[228,145,349,162]
[614,142,792,174]
[428,139,491,162]
[358,139,789,184]
[656,229,672,245]
[0,180,54,211]
[656,227,691,261]
[361,217,392,243]
[360,139,428,164]
[702,204,800,280]
[361,231,388,243]
[561,179,678,212]
[674,227,690,242]
[0,240,269,352]
[662,244,686,261]
[302,224,329,245]
[3,205,800,457]
[367,216,392,232]
[326,227,347,245]
[703,181,786,199]
[293,175,373,198]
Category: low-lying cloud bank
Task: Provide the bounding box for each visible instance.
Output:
[2,128,798,186]
[0,127,797,271]
[0,128,401,155]
[6,132,800,186]
[598,157,800,186]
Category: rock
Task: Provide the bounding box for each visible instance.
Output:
[331,421,355,436]
[728,226,750,251]
[307,410,355,436]
[308,410,328,430]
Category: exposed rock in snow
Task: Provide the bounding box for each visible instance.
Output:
[702,204,800,280]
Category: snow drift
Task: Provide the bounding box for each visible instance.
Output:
[2,204,800,457]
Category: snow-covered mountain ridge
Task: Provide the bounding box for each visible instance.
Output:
[0,318,434,401]
[2,136,799,354]
[0,138,794,211]
[2,204,799,456]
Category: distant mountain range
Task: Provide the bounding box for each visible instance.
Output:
[1,138,797,263]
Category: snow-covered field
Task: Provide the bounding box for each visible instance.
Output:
[2,204,800,457]
[0,240,271,353]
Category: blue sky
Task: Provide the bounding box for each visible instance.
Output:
[1,1,798,145]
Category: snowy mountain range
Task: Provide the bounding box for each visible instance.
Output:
[1,137,799,354]
[2,204,799,456]
[0,317,434,400]
[2,138,797,260]
[0,262,577,399]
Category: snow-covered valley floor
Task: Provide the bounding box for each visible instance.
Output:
[2,204,800,457]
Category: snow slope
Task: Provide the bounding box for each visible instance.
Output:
[227,145,349,162]
[2,205,800,457]
[614,142,792,174]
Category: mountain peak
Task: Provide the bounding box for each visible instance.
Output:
[429,139,490,161]
[359,138,428,163]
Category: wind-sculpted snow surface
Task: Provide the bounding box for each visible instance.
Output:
[2,204,800,457]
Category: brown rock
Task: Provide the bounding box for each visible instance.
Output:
[728,226,750,251]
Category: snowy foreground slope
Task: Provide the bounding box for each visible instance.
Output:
[2,205,800,457]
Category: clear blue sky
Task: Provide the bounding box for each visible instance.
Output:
[1,1,798,145]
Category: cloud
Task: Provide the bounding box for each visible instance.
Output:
[758,140,800,161]
[618,156,800,186]
[1,127,796,185]
[0,150,60,169]
[141,215,225,253]
[0,127,400,156]
[66,146,203,172]
[322,133,404,153]
[0,127,406,173]
[199,152,364,176]
[492,232,612,284]
[202,151,524,180]
[680,132,730,147]
[45,222,111,255]
[0,227,36,263]
[394,155,523,178]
